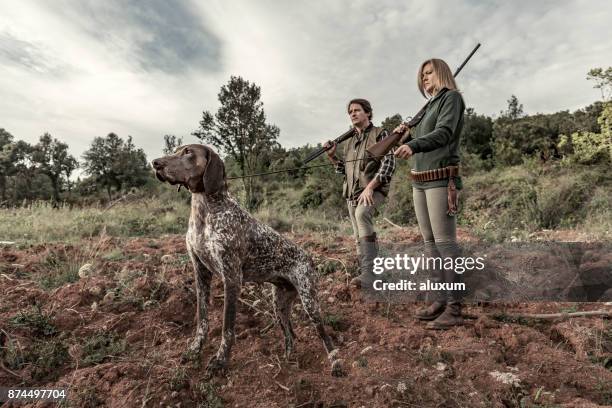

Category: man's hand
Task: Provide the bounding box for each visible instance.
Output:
[323,140,337,160]
[358,185,375,206]
[394,144,413,159]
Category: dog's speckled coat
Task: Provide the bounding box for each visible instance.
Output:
[152,144,343,376]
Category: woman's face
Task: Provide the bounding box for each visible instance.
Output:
[422,62,437,95]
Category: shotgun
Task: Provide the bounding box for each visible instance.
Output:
[367,43,481,158]
[302,128,355,165]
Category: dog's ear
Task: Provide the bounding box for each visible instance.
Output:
[203,147,227,195]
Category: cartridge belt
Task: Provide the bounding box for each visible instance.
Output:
[410,165,460,182]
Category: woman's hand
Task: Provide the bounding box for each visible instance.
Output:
[393,123,409,134]
[394,144,413,159]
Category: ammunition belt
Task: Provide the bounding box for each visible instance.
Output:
[410,165,460,182]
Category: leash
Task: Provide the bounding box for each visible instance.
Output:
[226,154,389,180]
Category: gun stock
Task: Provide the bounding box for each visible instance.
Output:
[367,130,405,158]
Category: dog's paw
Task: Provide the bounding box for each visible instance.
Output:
[205,356,227,376]
[331,358,346,377]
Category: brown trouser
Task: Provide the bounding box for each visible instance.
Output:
[413,186,463,303]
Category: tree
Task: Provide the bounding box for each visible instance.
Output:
[162,134,184,155]
[0,129,15,202]
[558,102,612,164]
[587,67,612,101]
[192,76,280,209]
[5,140,36,202]
[31,133,78,203]
[82,133,150,200]
[501,95,524,120]
[461,108,493,159]
[381,114,403,133]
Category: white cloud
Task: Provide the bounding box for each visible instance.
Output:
[0,0,610,169]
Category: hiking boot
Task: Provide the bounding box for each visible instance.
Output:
[415,301,446,321]
[426,303,464,330]
[350,234,377,289]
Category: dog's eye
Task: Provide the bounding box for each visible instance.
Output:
[184,149,191,155]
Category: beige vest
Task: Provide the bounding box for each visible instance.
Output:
[342,125,389,199]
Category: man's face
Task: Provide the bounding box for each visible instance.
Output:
[348,103,370,127]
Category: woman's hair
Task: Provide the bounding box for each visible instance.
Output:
[347,98,373,120]
[417,59,458,98]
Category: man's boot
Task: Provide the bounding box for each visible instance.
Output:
[426,302,463,329]
[415,242,446,320]
[350,233,377,289]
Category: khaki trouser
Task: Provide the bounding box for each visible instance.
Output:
[412,186,463,303]
[347,191,385,250]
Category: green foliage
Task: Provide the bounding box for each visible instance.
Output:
[0,197,190,243]
[193,75,280,210]
[162,134,183,155]
[6,337,70,381]
[9,305,58,337]
[31,133,79,203]
[299,184,323,209]
[462,107,493,161]
[81,332,126,366]
[323,314,346,331]
[587,66,612,101]
[383,159,416,224]
[317,259,340,276]
[195,381,224,408]
[558,102,612,165]
[82,133,150,200]
[381,113,403,132]
[37,256,81,290]
[169,366,188,391]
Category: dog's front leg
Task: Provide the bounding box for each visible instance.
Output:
[183,250,212,362]
[206,272,241,375]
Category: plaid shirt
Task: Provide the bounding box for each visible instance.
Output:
[334,126,396,184]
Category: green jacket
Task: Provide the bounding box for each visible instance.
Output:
[406,89,465,189]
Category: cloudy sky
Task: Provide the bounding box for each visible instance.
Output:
[1,0,611,164]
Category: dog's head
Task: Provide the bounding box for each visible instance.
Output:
[152,144,226,195]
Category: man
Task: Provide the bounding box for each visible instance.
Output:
[324,98,396,288]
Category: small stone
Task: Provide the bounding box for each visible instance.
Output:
[89,286,102,296]
[435,362,447,371]
[327,296,335,303]
[143,300,156,309]
[379,383,393,392]
[78,263,94,278]
[360,346,373,355]
[396,382,407,393]
[103,291,115,303]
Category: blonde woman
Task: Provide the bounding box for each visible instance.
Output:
[394,59,466,329]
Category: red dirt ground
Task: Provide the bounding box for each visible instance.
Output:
[1,228,611,407]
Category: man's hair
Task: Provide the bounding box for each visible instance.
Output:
[347,98,373,120]
[417,59,458,98]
